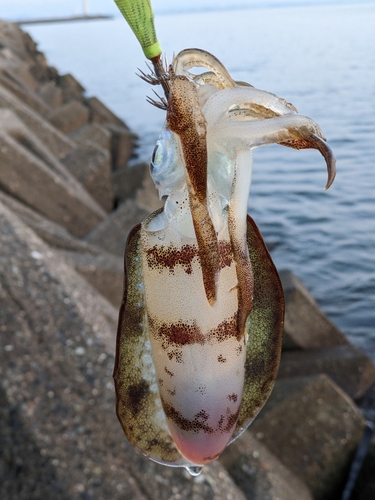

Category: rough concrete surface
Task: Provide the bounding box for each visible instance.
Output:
[56,249,124,308]
[84,197,150,256]
[112,161,150,204]
[278,344,375,399]
[36,80,63,108]
[0,69,50,114]
[279,269,349,350]
[0,82,74,158]
[251,374,365,500]
[46,99,89,134]
[62,142,114,212]
[220,432,313,500]
[0,190,103,254]
[86,96,127,128]
[0,108,106,237]
[69,122,111,150]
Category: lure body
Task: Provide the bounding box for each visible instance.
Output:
[114,49,335,469]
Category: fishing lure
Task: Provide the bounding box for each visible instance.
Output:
[113,46,336,473]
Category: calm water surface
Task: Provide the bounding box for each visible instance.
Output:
[25,3,375,358]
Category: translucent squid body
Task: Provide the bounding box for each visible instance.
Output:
[114,48,336,472]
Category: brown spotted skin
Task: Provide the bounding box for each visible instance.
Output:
[114,212,284,467]
[145,243,199,274]
[149,314,238,348]
[145,241,233,275]
[232,215,284,439]
[167,76,207,203]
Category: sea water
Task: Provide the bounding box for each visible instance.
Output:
[23,2,375,359]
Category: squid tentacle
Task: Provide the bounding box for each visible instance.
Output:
[211,114,336,189]
[203,85,297,126]
[173,47,236,88]
[227,150,254,339]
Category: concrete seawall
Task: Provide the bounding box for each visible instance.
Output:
[0,19,374,500]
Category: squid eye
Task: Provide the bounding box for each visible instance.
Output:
[149,126,185,196]
[150,140,164,173]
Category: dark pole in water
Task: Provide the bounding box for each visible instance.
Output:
[341,421,374,500]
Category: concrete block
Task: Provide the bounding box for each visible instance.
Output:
[255,376,323,423]
[0,200,245,500]
[278,344,375,399]
[0,104,73,180]
[279,270,349,350]
[46,99,90,135]
[107,123,137,169]
[0,108,106,237]
[58,72,85,103]
[0,70,50,114]
[1,61,40,91]
[0,47,18,62]
[69,122,111,150]
[56,249,124,308]
[62,142,114,212]
[135,169,163,213]
[0,82,74,158]
[0,20,40,64]
[0,23,50,85]
[220,432,313,500]
[112,161,160,212]
[0,190,100,253]
[112,162,149,203]
[251,374,365,500]
[84,198,150,256]
[0,21,30,59]
[36,80,63,108]
[86,96,127,128]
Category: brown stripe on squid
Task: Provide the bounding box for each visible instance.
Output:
[149,317,206,348]
[145,243,199,275]
[148,313,239,351]
[144,240,234,275]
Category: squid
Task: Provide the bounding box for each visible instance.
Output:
[114,48,336,474]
